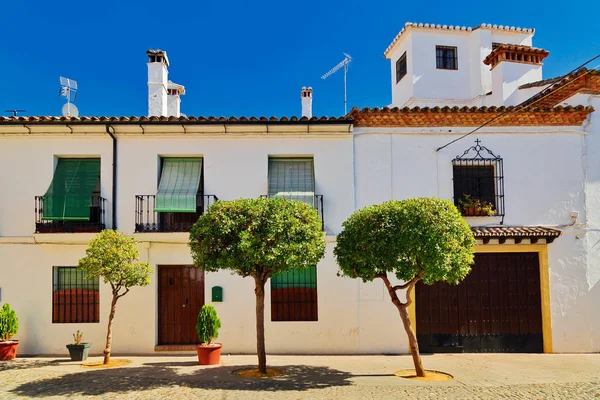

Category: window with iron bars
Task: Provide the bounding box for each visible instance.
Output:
[452,139,504,218]
[396,52,407,83]
[52,267,100,323]
[436,45,458,70]
[271,267,318,322]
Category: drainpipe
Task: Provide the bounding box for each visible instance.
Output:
[105,124,117,230]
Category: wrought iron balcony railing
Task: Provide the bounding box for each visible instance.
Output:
[260,194,324,231]
[35,195,107,233]
[135,194,218,233]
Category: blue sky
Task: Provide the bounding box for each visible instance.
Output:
[1,0,598,118]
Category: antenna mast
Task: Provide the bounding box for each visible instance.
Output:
[59,76,79,117]
[321,53,352,114]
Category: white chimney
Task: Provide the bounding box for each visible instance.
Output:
[167,81,185,117]
[484,44,548,106]
[301,86,313,118]
[147,49,169,117]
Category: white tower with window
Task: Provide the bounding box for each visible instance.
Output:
[384,23,539,107]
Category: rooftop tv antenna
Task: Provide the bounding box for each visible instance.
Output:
[4,109,26,116]
[59,76,79,117]
[321,53,352,114]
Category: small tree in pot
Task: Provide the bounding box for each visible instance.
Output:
[0,303,19,361]
[195,305,222,365]
[66,330,92,362]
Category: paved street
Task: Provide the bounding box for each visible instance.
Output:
[1,353,599,399]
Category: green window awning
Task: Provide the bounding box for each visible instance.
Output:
[268,158,315,207]
[155,158,203,212]
[42,158,100,221]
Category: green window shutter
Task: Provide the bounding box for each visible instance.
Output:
[155,158,203,212]
[271,267,317,289]
[268,158,315,207]
[43,159,100,221]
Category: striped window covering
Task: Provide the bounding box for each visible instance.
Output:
[267,158,315,207]
[42,158,100,221]
[155,158,203,212]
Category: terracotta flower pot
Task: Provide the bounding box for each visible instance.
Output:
[196,343,222,365]
[0,340,19,361]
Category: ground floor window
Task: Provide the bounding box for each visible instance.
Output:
[271,267,318,321]
[52,267,100,323]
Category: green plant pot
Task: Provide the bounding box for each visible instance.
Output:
[66,343,91,361]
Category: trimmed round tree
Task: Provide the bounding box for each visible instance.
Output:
[78,230,152,365]
[334,198,474,377]
[189,198,325,374]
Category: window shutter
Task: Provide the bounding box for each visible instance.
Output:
[268,158,315,207]
[155,158,203,212]
[43,159,100,221]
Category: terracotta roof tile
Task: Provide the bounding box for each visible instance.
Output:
[349,105,593,127]
[520,68,600,108]
[483,44,549,67]
[472,226,560,243]
[0,115,352,125]
[384,22,534,58]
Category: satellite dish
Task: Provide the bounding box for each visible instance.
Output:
[62,103,79,117]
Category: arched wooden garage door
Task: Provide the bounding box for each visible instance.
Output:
[416,252,543,353]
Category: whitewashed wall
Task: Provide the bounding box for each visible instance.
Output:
[387,27,536,107]
[354,124,600,352]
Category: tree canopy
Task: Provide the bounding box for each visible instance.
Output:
[79,230,152,289]
[335,198,475,285]
[189,198,326,280]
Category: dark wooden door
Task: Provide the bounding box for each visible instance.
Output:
[416,252,543,353]
[158,266,205,345]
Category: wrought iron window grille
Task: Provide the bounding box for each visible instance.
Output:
[396,52,407,83]
[35,195,107,233]
[452,139,505,223]
[135,194,219,233]
[436,45,458,70]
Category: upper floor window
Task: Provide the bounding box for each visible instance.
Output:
[268,157,316,207]
[452,139,504,217]
[36,158,106,233]
[135,157,219,233]
[396,52,407,83]
[53,267,99,323]
[436,46,458,70]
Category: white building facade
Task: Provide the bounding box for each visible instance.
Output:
[1,24,599,356]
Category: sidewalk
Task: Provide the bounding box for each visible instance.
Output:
[1,354,599,399]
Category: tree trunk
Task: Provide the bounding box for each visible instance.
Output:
[380,275,426,377]
[254,278,267,374]
[103,293,119,365]
[397,302,425,377]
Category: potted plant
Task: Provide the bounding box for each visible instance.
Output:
[0,303,19,361]
[195,305,222,365]
[458,194,496,216]
[66,330,92,361]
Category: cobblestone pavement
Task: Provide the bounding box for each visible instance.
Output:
[1,354,599,399]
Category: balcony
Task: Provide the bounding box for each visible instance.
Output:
[35,195,107,233]
[135,194,218,233]
[261,194,324,231]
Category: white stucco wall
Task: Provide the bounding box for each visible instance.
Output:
[387,26,538,107]
[0,136,114,236]
[354,125,599,352]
